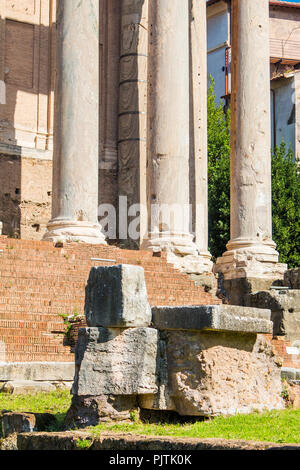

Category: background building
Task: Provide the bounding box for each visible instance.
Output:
[207,0,300,156]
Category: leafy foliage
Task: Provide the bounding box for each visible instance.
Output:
[207,79,230,260]
[272,142,300,268]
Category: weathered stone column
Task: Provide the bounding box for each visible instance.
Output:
[101,0,120,170]
[143,0,209,273]
[118,0,149,249]
[215,0,286,284]
[190,0,213,273]
[43,0,106,244]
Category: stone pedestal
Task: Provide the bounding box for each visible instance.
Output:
[214,0,286,281]
[66,265,284,427]
[140,305,283,417]
[43,0,106,244]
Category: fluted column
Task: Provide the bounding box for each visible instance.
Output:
[215,0,286,280]
[43,0,106,244]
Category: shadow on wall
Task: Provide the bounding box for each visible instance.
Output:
[0,13,54,238]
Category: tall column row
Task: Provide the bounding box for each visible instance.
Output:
[43,0,285,282]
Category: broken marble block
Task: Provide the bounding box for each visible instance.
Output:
[85,264,151,327]
[72,327,158,396]
[139,305,284,416]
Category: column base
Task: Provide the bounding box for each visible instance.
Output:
[42,219,107,245]
[141,232,213,274]
[214,239,287,281]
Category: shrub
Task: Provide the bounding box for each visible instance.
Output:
[207,79,230,260]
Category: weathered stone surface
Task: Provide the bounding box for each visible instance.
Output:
[43,0,106,244]
[0,380,56,395]
[246,290,300,342]
[141,332,284,416]
[0,362,75,382]
[284,268,300,290]
[152,305,272,334]
[1,412,56,438]
[221,277,278,306]
[189,273,217,294]
[64,395,138,429]
[72,327,158,396]
[16,432,300,451]
[85,265,151,328]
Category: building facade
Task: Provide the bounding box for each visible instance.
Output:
[207,0,300,157]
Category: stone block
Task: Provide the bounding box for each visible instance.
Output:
[0,362,75,382]
[72,327,158,396]
[140,331,284,416]
[85,265,151,328]
[0,380,56,395]
[152,305,272,334]
[246,290,300,342]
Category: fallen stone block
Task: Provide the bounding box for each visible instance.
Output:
[0,380,56,395]
[72,327,158,396]
[1,412,57,438]
[85,264,151,327]
[152,305,272,334]
[140,331,284,417]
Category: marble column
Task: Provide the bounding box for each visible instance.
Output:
[43,0,106,244]
[143,0,206,273]
[190,0,213,273]
[215,0,286,280]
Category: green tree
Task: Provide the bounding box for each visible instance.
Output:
[207,79,300,268]
[272,141,300,268]
[207,79,230,260]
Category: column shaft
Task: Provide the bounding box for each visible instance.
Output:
[118,0,149,248]
[145,0,198,257]
[191,0,212,271]
[44,0,105,244]
[102,0,120,170]
[215,0,286,279]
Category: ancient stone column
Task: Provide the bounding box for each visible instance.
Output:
[43,0,106,244]
[215,0,286,281]
[142,0,209,273]
[190,0,213,273]
[101,0,120,170]
[118,0,149,248]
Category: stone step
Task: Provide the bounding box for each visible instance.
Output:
[0,236,219,365]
